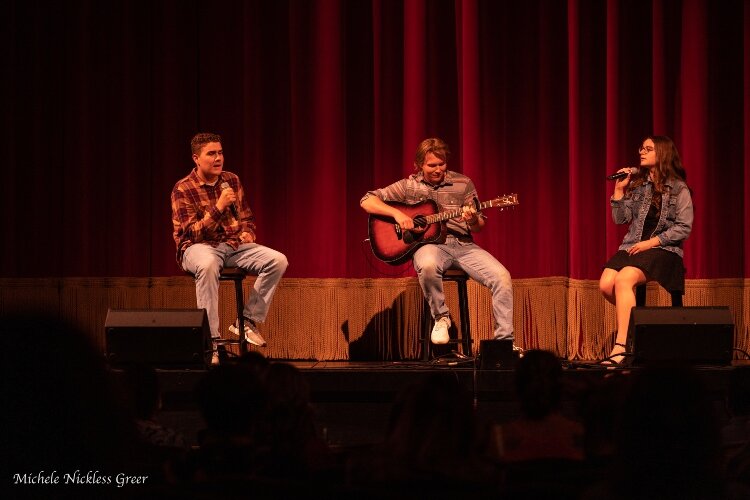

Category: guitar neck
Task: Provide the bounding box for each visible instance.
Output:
[425,200,496,224]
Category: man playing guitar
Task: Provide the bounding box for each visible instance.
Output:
[360,138,515,347]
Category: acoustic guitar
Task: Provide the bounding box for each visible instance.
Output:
[368,194,519,265]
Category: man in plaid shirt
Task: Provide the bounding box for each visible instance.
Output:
[172,133,288,362]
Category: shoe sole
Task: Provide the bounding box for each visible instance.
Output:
[228,325,267,347]
[246,337,267,347]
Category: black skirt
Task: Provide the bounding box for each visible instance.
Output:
[604,249,685,293]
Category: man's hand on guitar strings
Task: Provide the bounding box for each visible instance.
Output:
[461,205,479,224]
[394,212,428,235]
[394,211,415,230]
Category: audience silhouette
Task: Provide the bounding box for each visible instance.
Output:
[169,358,338,497]
[494,349,588,498]
[721,366,750,490]
[6,310,749,499]
[577,371,630,469]
[175,362,268,483]
[3,313,144,495]
[497,349,585,462]
[584,363,733,499]
[119,364,190,451]
[258,362,336,480]
[347,372,500,497]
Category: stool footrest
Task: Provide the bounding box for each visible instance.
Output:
[418,337,472,344]
[213,338,243,345]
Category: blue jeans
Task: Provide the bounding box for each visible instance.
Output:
[182,242,288,339]
[413,237,513,340]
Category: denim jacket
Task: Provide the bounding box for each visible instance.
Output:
[611,177,693,258]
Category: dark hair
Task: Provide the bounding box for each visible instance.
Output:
[413,137,451,171]
[629,135,687,194]
[191,132,222,155]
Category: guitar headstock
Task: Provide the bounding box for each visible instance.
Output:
[489,193,519,209]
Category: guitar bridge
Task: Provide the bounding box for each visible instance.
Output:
[394,223,402,240]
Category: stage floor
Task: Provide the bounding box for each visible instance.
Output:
[145,358,748,448]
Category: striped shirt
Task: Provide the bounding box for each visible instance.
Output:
[171,169,256,264]
[363,170,481,237]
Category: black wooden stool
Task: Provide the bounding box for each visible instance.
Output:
[186,266,249,357]
[218,267,250,354]
[420,269,473,361]
[635,283,683,307]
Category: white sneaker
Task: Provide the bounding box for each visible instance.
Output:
[228,319,267,347]
[431,316,451,344]
[211,341,220,365]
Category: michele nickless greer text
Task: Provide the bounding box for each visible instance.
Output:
[12,470,149,488]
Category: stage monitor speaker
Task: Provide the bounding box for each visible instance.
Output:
[626,306,734,366]
[479,339,518,370]
[105,309,210,369]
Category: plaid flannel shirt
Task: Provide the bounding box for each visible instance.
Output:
[171,169,257,264]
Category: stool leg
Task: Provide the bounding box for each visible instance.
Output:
[234,278,247,354]
[422,299,431,361]
[635,284,647,307]
[457,279,471,356]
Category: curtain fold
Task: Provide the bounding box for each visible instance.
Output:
[2,0,747,280]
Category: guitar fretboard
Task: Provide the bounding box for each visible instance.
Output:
[422,200,505,225]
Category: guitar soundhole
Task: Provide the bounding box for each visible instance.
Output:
[403,231,415,244]
[401,214,429,244]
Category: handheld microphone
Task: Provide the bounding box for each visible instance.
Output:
[220,182,240,220]
[606,167,639,181]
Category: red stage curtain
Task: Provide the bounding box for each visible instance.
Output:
[2,0,748,279]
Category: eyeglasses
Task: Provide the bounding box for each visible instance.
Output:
[638,146,655,154]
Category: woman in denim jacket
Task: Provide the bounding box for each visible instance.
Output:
[599,136,694,364]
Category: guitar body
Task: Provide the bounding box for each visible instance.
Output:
[368,199,447,265]
[367,193,518,266]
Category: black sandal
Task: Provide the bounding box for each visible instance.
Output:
[600,342,628,367]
